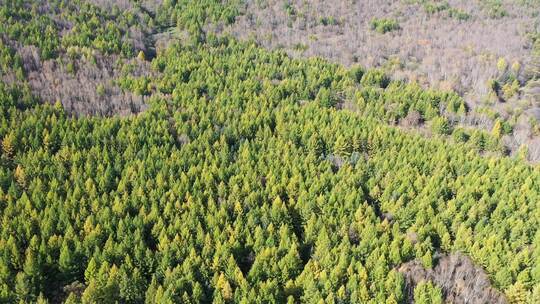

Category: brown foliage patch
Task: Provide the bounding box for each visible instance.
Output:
[5,38,154,117]
[398,253,507,304]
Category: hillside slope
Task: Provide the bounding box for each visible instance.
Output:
[0,1,539,303]
[218,0,540,161]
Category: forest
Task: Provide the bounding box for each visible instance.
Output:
[225,0,540,161]
[0,0,539,303]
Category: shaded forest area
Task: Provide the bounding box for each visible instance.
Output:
[1,0,540,303]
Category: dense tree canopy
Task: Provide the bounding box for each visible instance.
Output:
[0,0,539,303]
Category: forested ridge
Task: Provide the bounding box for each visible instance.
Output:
[1,0,540,303]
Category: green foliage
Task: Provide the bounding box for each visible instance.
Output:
[498,58,508,72]
[414,281,443,304]
[448,7,471,20]
[419,0,471,20]
[117,76,152,96]
[360,69,390,88]
[0,41,24,80]
[431,116,451,135]
[452,127,469,143]
[96,84,105,97]
[370,18,400,34]
[315,87,335,108]
[481,0,508,18]
[0,2,59,59]
[488,78,501,93]
[423,1,450,14]
[333,135,351,157]
[156,0,241,36]
[492,119,503,138]
[283,3,296,17]
[320,16,338,26]
[0,82,36,113]
[349,65,365,84]
[0,0,147,59]
[356,81,466,124]
[0,2,539,303]
[61,2,140,56]
[502,80,520,100]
